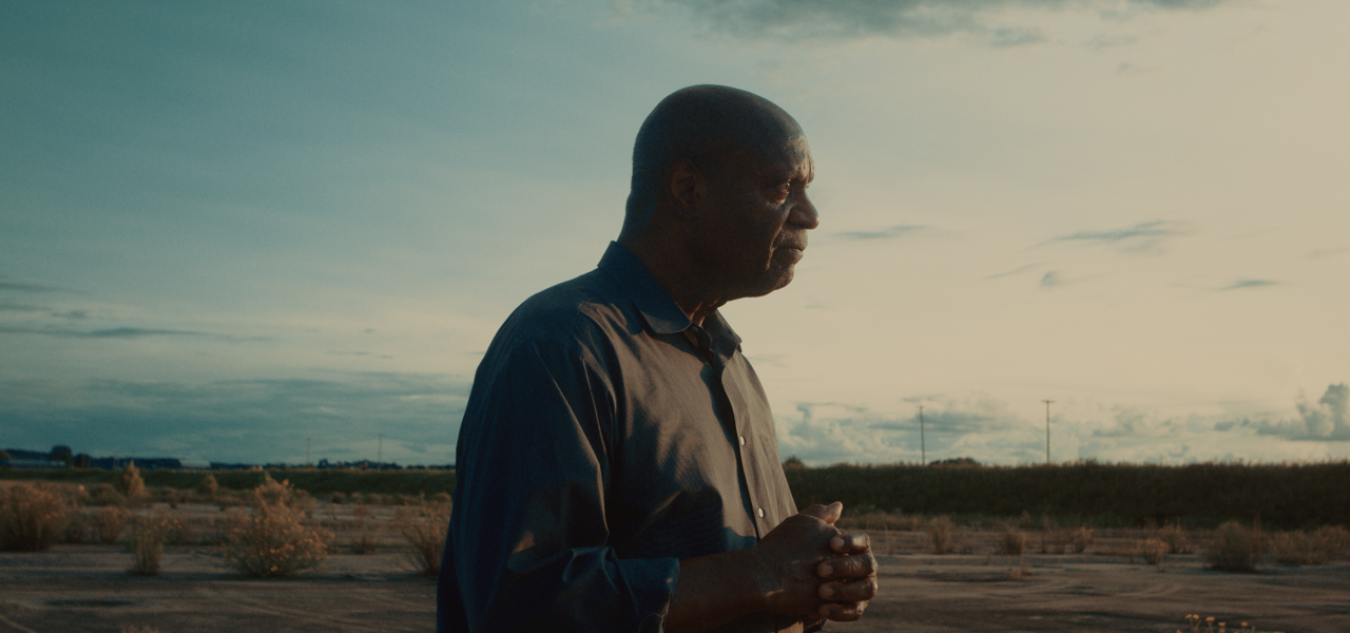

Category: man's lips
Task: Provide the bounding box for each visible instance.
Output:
[775,244,806,264]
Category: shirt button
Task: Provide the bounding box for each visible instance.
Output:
[739,435,746,446]
[757,507,765,518]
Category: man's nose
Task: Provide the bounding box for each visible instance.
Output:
[791,192,819,230]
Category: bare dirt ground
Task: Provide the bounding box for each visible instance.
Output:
[2,504,1347,633]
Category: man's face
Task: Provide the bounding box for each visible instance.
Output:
[698,133,819,300]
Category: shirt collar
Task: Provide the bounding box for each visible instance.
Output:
[597,242,742,347]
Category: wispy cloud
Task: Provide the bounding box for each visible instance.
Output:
[1309,246,1350,262]
[0,302,47,313]
[835,224,925,241]
[0,325,208,339]
[1219,279,1278,291]
[984,262,1047,280]
[629,0,1237,45]
[0,373,471,464]
[1043,220,1195,254]
[0,276,60,293]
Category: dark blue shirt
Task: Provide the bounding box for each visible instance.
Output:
[439,242,802,632]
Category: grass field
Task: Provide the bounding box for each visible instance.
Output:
[5,459,1350,529]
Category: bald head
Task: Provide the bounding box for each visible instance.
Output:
[621,85,805,239]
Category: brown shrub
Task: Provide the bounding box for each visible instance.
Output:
[0,483,69,552]
[114,462,146,498]
[221,479,330,578]
[197,474,219,498]
[926,515,954,555]
[997,522,1026,555]
[1154,523,1192,554]
[394,499,452,575]
[1142,538,1168,565]
[1068,526,1094,553]
[126,512,180,576]
[93,506,134,544]
[1207,521,1259,571]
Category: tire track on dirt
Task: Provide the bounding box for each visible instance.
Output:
[0,612,41,633]
[192,586,424,633]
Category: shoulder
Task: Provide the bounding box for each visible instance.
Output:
[485,268,640,367]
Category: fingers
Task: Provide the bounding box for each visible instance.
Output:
[818,600,869,622]
[829,532,870,554]
[799,502,843,524]
[817,551,877,580]
[818,576,877,601]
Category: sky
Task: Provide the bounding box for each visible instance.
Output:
[2,0,1347,467]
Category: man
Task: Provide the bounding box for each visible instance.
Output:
[439,85,878,633]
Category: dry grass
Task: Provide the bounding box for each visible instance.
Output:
[126,512,180,576]
[114,462,146,498]
[221,478,331,578]
[0,483,69,552]
[997,522,1026,555]
[926,515,954,554]
[1271,525,1350,565]
[393,498,451,575]
[1207,521,1260,572]
[1155,523,1192,554]
[1142,538,1169,565]
[94,505,134,544]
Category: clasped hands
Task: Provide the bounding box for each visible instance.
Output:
[753,501,877,623]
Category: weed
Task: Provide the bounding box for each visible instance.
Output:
[1206,521,1259,571]
[926,515,954,554]
[394,498,451,575]
[1155,523,1192,554]
[349,527,380,555]
[94,505,134,544]
[114,462,146,498]
[126,512,179,576]
[87,483,128,507]
[1142,538,1168,565]
[997,522,1026,555]
[1068,526,1094,553]
[0,483,69,552]
[221,479,331,578]
[198,474,219,498]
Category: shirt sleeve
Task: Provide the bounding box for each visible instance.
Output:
[444,336,680,633]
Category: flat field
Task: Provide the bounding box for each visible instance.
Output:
[1,502,1347,633]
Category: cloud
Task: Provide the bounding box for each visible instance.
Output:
[0,372,472,465]
[834,224,925,241]
[1043,220,1195,254]
[1039,271,1064,288]
[632,0,1235,45]
[0,325,208,339]
[1219,279,1278,291]
[776,394,1027,465]
[984,262,1048,280]
[1308,246,1350,262]
[0,303,47,313]
[1247,384,1350,441]
[0,276,60,293]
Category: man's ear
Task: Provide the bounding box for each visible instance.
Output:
[666,159,702,219]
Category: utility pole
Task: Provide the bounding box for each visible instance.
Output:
[306,437,311,466]
[377,433,384,470]
[1043,400,1054,465]
[918,405,926,465]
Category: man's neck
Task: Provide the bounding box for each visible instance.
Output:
[617,238,728,327]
